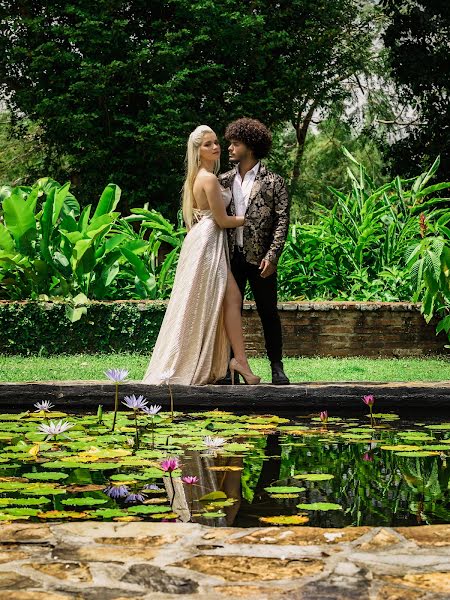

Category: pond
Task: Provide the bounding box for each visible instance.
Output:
[0,403,449,527]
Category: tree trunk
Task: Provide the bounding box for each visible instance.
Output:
[290,98,321,195]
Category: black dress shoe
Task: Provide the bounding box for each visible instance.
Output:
[271,361,290,385]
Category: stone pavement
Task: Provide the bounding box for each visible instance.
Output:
[0,522,449,599]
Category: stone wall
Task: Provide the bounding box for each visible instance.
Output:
[242,301,448,357]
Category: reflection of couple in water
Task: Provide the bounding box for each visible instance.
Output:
[143,117,291,388]
[163,450,243,526]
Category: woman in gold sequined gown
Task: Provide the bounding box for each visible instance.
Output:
[142,125,260,386]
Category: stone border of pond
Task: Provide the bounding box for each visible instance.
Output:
[1,380,449,415]
[1,522,449,598]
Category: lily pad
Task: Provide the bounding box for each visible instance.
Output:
[296,502,342,511]
[259,515,309,525]
[23,471,69,481]
[395,451,440,457]
[264,486,306,494]
[61,497,108,507]
[1,507,40,516]
[381,445,423,451]
[127,505,173,515]
[293,473,334,481]
[0,496,51,506]
[37,510,91,519]
[199,491,227,502]
[207,466,243,472]
[92,508,129,519]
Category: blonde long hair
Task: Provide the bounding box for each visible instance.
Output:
[182,125,220,230]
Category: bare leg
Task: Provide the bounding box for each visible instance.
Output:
[223,269,251,370]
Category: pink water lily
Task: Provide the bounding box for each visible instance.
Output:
[363,394,376,428]
[319,410,328,424]
[182,476,199,485]
[160,458,179,473]
[362,394,375,407]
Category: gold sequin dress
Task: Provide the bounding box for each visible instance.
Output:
[142,187,232,385]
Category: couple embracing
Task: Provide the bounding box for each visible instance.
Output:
[143,118,290,387]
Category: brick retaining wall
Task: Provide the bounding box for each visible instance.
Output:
[243,301,448,357]
[0,300,447,357]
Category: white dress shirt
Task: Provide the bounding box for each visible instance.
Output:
[233,161,260,247]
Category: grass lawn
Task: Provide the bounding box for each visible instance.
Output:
[0,354,449,382]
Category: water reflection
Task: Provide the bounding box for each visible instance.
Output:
[164,427,450,528]
[164,450,243,526]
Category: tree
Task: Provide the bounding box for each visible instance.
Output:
[381,0,450,179]
[0,0,376,218]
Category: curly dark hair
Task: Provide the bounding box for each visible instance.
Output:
[224,117,272,159]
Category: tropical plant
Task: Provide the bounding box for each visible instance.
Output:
[0,178,185,319]
[277,150,450,315]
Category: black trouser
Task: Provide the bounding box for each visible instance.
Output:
[230,247,283,364]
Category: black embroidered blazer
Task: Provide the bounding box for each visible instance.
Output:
[218,163,290,266]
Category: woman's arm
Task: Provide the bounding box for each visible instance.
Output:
[203,175,245,229]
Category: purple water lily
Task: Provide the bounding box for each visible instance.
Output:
[122,395,148,411]
[103,484,129,499]
[124,492,146,504]
[105,368,129,382]
[143,404,162,449]
[122,395,148,448]
[319,410,328,424]
[143,484,162,491]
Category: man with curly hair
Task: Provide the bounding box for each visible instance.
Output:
[218,117,291,385]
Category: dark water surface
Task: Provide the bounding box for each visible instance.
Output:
[0,408,448,527]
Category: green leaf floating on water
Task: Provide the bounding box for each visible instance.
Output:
[0,496,51,506]
[201,511,226,518]
[20,486,67,495]
[23,472,69,481]
[395,451,440,457]
[293,473,334,481]
[371,413,400,420]
[0,507,41,516]
[296,502,342,511]
[381,445,423,451]
[259,515,309,525]
[127,505,172,514]
[92,508,129,519]
[43,461,119,470]
[425,423,450,430]
[61,497,108,506]
[264,486,306,494]
[398,432,435,441]
[199,491,227,502]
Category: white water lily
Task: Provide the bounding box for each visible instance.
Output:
[34,400,55,412]
[37,419,74,438]
[159,369,175,384]
[142,404,162,416]
[203,435,226,449]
